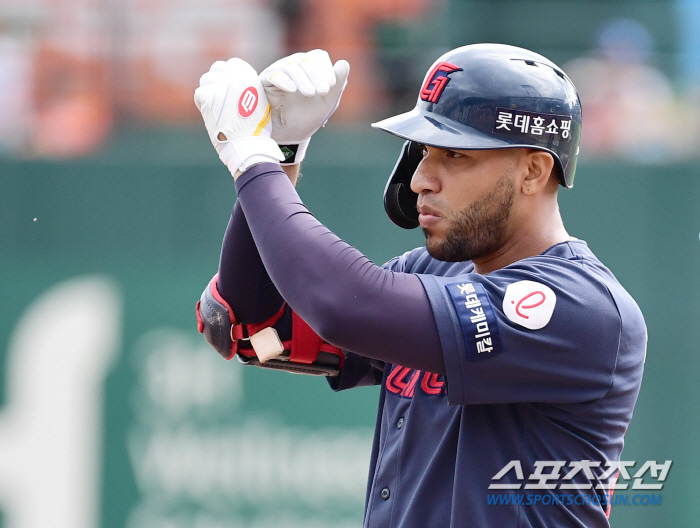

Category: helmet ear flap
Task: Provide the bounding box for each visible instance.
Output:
[383,141,423,229]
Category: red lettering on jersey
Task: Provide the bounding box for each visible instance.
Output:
[387,365,412,394]
[421,372,445,395]
[403,370,421,398]
[387,365,445,398]
[420,62,462,103]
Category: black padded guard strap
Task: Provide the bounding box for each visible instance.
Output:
[383,140,423,229]
[236,351,342,377]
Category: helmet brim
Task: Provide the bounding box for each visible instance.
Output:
[372,108,572,188]
[372,108,519,150]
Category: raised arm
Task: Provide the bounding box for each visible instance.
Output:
[194,53,444,375]
[217,200,284,322]
[234,163,444,374]
[216,164,301,322]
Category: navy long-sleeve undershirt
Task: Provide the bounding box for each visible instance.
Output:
[217,200,285,323]
[219,162,444,375]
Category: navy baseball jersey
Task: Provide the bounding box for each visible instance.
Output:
[222,165,647,527]
[331,240,646,528]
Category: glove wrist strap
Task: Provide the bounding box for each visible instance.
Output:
[218,137,284,175]
[278,138,310,166]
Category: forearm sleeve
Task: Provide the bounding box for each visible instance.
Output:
[234,163,444,374]
[217,200,285,323]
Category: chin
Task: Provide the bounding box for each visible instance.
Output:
[426,246,466,262]
[424,233,463,262]
[423,229,500,263]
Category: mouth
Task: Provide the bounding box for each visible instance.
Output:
[416,204,442,229]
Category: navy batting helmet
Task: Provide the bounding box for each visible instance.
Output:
[373,43,582,229]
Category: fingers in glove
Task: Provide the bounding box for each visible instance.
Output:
[280,59,317,96]
[204,58,258,83]
[194,83,217,112]
[225,57,257,74]
[261,50,337,95]
[199,59,254,92]
[306,49,336,88]
[198,71,223,89]
[297,50,335,94]
[261,69,297,93]
[299,61,331,95]
[332,59,351,89]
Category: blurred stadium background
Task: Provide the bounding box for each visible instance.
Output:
[0,0,699,526]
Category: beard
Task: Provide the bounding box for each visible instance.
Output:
[424,173,516,262]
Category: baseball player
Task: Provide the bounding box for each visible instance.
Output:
[195,44,646,527]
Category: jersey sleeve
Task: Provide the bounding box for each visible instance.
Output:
[325,254,408,392]
[416,257,622,406]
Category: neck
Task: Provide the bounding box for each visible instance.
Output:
[471,204,569,275]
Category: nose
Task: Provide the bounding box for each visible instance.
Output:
[410,147,440,194]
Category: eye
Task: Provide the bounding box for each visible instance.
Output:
[445,149,464,158]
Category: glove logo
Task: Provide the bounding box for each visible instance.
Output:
[503,280,556,330]
[238,87,259,118]
[420,62,462,104]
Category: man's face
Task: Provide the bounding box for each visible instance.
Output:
[410,145,521,262]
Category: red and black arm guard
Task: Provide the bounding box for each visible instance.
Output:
[196,274,345,376]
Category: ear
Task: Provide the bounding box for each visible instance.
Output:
[521,150,555,196]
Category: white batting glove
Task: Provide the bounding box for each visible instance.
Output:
[260,49,350,165]
[195,58,285,176]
